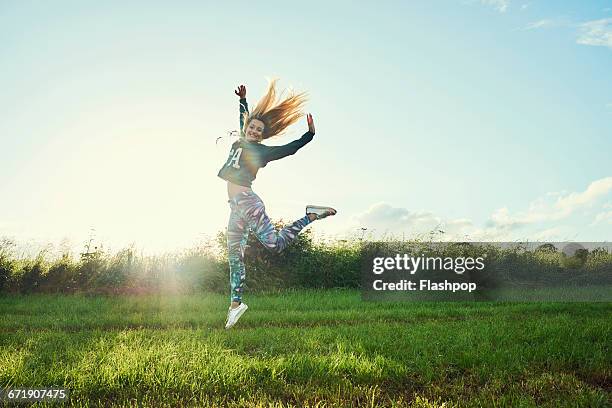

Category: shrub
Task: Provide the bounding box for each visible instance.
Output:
[18,258,48,294]
[41,254,79,293]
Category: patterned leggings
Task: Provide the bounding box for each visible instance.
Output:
[227,191,312,303]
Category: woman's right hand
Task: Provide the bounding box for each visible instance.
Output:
[234,85,246,99]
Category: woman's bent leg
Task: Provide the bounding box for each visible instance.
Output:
[227,207,249,303]
[245,196,312,254]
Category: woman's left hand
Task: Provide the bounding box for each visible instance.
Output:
[307,113,315,134]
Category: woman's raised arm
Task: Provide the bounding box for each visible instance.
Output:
[234,85,248,133]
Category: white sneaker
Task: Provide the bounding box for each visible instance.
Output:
[225,303,248,329]
[306,205,337,220]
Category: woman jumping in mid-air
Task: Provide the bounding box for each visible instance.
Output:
[218,80,336,329]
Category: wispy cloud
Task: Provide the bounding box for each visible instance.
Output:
[480,0,510,13]
[521,4,529,11]
[522,19,559,30]
[530,226,571,241]
[577,18,612,49]
[354,203,444,236]
[353,202,502,240]
[592,210,612,225]
[555,177,612,212]
[351,202,566,241]
[592,202,612,225]
[502,11,612,51]
[516,17,572,31]
[352,177,612,241]
[487,177,612,230]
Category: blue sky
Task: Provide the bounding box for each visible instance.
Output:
[1,1,610,254]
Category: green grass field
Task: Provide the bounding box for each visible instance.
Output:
[0,290,610,407]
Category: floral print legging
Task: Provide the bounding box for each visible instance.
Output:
[227,191,311,303]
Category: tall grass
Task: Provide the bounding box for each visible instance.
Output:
[0,229,610,296]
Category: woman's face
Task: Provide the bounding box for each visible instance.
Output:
[245,119,264,142]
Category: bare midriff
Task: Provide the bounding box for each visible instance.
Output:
[227,181,252,200]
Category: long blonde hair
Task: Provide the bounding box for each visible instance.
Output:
[244,79,308,140]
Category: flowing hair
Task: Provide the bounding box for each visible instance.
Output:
[243,79,308,139]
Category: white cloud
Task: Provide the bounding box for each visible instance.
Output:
[577,18,612,49]
[480,0,510,13]
[555,177,612,213]
[521,3,529,10]
[511,16,612,51]
[488,177,612,228]
[526,19,554,29]
[351,177,612,242]
[353,203,510,241]
[354,203,442,236]
[522,19,558,30]
[531,226,572,241]
[592,210,612,225]
[516,17,572,31]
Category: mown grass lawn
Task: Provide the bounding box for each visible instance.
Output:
[0,290,609,407]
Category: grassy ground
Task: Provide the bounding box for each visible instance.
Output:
[0,290,610,407]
